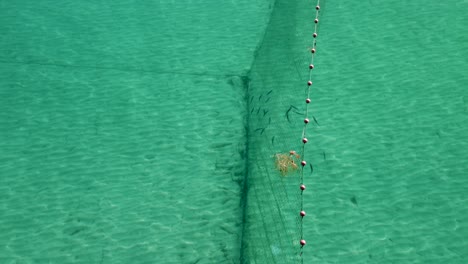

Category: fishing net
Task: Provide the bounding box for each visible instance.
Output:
[240,0,326,263]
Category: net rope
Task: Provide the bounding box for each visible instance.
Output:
[298,0,322,261]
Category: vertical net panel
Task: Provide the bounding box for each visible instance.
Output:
[241,0,326,263]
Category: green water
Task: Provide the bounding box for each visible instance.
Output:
[1,1,468,263]
[0,1,271,263]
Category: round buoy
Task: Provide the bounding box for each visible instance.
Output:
[300,239,306,246]
[300,184,306,191]
[304,118,309,124]
[309,64,314,69]
[306,98,311,104]
[316,5,320,10]
[313,33,317,38]
[307,80,312,86]
[314,18,319,24]
[311,48,316,54]
[301,161,306,167]
[302,138,308,144]
[300,211,306,217]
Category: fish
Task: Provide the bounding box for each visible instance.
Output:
[286,106,293,122]
[286,105,303,122]
[255,128,265,135]
[313,116,320,126]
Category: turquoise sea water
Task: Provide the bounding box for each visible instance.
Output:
[1,1,468,263]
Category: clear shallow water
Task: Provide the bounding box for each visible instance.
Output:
[1,1,468,263]
[0,65,248,263]
[303,2,468,262]
[0,1,272,263]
